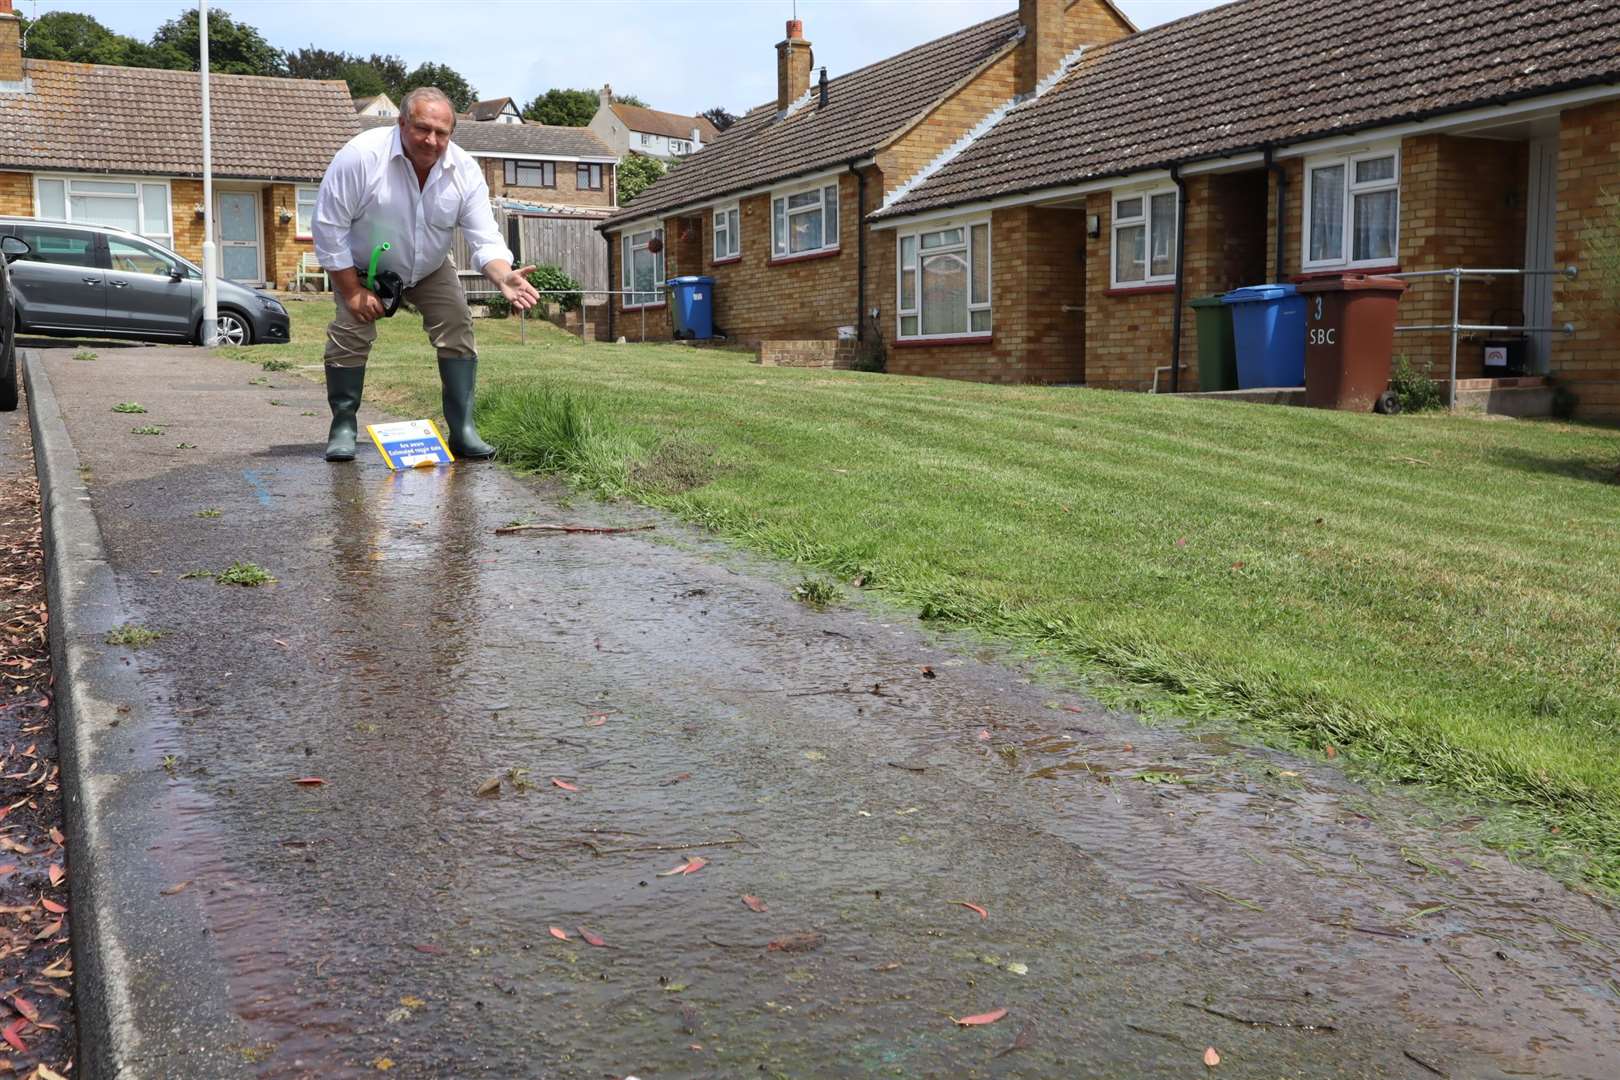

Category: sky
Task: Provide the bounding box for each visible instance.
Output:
[21,1,1226,116]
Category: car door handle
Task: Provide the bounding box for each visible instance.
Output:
[82,276,102,285]
[110,280,128,288]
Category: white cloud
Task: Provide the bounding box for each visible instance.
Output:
[41,0,1226,115]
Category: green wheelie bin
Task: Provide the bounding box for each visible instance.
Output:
[1190,295,1239,391]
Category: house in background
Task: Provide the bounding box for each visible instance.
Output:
[353,92,398,118]
[0,0,357,289]
[467,96,524,125]
[601,0,1620,421]
[588,85,719,160]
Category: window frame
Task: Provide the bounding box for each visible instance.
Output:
[770,178,840,260]
[1110,184,1179,289]
[294,184,318,240]
[712,202,740,263]
[33,173,174,250]
[1301,144,1400,271]
[576,163,604,191]
[504,159,556,189]
[894,216,991,342]
[620,225,665,309]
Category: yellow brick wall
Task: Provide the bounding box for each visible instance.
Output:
[1553,98,1620,420]
[1061,0,1135,49]
[0,171,31,216]
[482,158,615,209]
[877,51,1018,199]
[170,179,206,263]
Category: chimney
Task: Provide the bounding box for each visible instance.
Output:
[0,0,23,85]
[690,126,702,148]
[776,18,813,114]
[817,66,829,109]
[1015,0,1063,96]
[599,83,613,108]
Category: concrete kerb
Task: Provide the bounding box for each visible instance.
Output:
[24,350,242,1079]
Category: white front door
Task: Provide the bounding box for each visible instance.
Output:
[217,191,262,284]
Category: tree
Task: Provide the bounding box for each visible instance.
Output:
[404,61,477,113]
[522,88,599,127]
[148,7,284,75]
[700,107,737,132]
[21,11,154,66]
[281,46,350,81]
[617,154,667,205]
[615,93,649,109]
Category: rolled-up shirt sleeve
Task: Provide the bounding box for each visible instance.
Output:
[312,145,364,273]
[457,166,514,273]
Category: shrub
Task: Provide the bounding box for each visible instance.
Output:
[525,265,584,313]
[1389,355,1443,413]
[481,296,511,319]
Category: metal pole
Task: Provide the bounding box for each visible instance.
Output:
[199,0,217,346]
[520,302,526,344]
[1447,269,1460,410]
[640,303,645,343]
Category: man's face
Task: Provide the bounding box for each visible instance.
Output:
[400,100,454,172]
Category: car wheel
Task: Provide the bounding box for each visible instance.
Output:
[214,309,253,347]
[0,310,17,413]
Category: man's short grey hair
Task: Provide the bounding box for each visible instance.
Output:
[400,86,456,129]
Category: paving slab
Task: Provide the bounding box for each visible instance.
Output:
[25,344,1620,1079]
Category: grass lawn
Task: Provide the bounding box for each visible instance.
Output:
[236,297,1620,887]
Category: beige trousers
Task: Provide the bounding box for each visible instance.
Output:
[323,257,478,367]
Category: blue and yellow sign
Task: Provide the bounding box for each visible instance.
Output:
[366,419,454,469]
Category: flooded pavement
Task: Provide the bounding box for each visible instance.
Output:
[29,345,1620,1078]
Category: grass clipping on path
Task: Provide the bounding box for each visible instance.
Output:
[232,308,1620,889]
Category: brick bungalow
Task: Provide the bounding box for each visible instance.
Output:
[603,0,1620,420]
[599,0,1133,355]
[0,0,356,289]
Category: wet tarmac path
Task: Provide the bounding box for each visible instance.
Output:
[31,346,1620,1078]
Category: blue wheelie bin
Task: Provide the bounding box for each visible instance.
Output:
[666,275,715,340]
[1221,284,1306,388]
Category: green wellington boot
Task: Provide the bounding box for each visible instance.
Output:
[323,363,366,462]
[438,356,495,460]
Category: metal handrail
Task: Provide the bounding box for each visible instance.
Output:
[1388,266,1578,409]
[473,286,664,344]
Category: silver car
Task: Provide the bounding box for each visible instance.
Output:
[1,232,28,411]
[0,217,291,348]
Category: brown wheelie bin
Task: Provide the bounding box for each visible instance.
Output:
[1298,274,1409,411]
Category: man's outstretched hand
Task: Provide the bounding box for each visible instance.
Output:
[499,264,541,312]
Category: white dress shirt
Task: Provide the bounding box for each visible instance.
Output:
[312,124,512,288]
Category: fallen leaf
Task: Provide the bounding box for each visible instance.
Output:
[1061,705,1085,714]
[475,775,502,797]
[661,772,693,786]
[40,898,66,915]
[585,716,608,727]
[46,863,64,886]
[681,856,708,875]
[977,729,992,741]
[399,996,426,1009]
[48,827,64,846]
[766,932,824,953]
[953,901,988,920]
[291,777,326,786]
[1,1019,25,1053]
[411,943,447,955]
[1204,1046,1221,1067]
[32,919,62,940]
[952,1007,1008,1027]
[160,880,190,896]
[9,996,38,1023]
[921,666,936,679]
[1005,961,1029,975]
[549,926,569,940]
[579,927,607,947]
[36,1066,69,1080]
[741,894,768,913]
[373,1058,396,1071]
[873,961,902,972]
[1323,744,1338,759]
[551,777,580,792]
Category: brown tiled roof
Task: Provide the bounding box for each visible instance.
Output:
[879,0,1620,218]
[0,60,358,181]
[449,119,616,160]
[610,102,720,142]
[603,11,1023,228]
[468,97,518,121]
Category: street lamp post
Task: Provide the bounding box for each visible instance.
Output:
[200,0,217,346]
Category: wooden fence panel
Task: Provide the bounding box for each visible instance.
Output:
[452,210,608,296]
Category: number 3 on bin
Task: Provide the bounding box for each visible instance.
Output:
[1314,295,1324,321]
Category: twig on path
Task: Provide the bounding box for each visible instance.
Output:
[1438,957,1485,1003]
[1123,1022,1184,1043]
[1191,882,1265,912]
[580,835,747,856]
[1181,1001,1339,1033]
[494,523,656,536]
[1403,1049,1449,1077]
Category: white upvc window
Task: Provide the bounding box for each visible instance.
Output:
[295,184,318,239]
[712,203,740,261]
[35,175,173,250]
[672,140,691,155]
[1303,145,1399,270]
[1111,186,1178,288]
[896,218,991,340]
[504,159,556,188]
[771,180,839,259]
[621,226,664,308]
